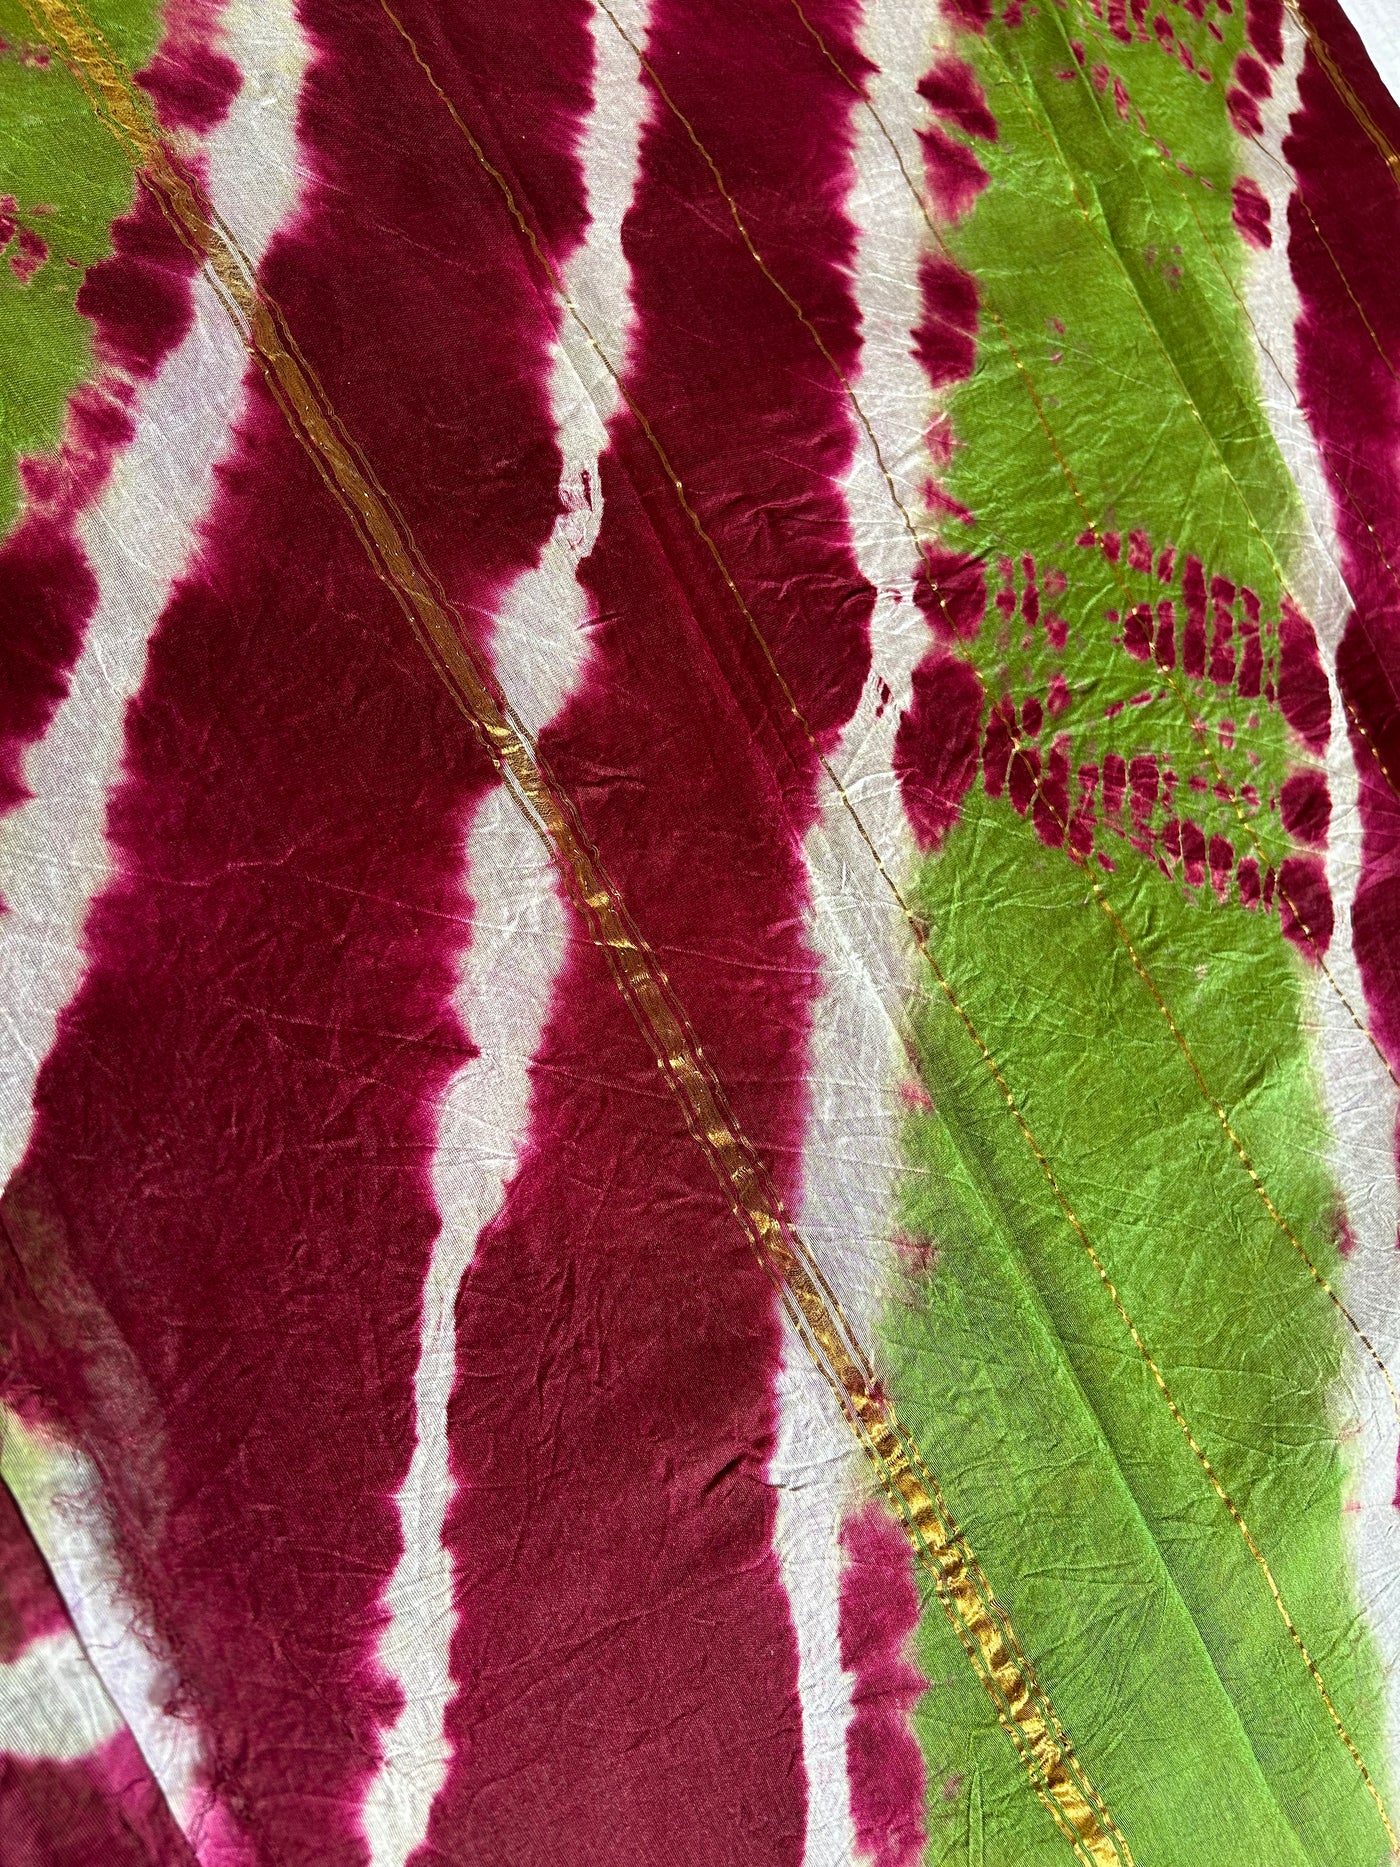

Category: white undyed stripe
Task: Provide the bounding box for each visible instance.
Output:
[0,1414,217,1839]
[358,789,570,1866]
[0,0,310,1188]
[1244,20,1400,1786]
[0,0,310,1853]
[770,4,941,1860]
[358,14,651,1863]
[0,1626,127,1763]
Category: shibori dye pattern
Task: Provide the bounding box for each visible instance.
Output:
[0,2,1400,1866]
[0,1475,193,1866]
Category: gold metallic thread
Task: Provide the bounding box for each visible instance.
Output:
[1282,0,1400,189]
[18,1,1132,1860]
[616,0,1400,1415]
[621,0,1400,1406]
[1057,0,1400,880]
[402,0,1400,1836]
[992,2,1400,1101]
[784,2,1400,1848]
[1003,0,1400,1467]
[337,0,1396,1844]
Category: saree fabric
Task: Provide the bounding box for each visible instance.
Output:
[3,1,1400,1862]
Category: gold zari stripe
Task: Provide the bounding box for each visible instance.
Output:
[18,1,1133,1859]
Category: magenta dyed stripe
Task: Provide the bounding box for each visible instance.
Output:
[838,1502,929,1867]
[1286,4,1400,1048]
[899,100,987,858]
[0,1483,65,1663]
[0,183,200,823]
[413,4,875,1862]
[0,4,596,1861]
[0,1736,195,1867]
[0,1484,193,1864]
[896,651,985,850]
[0,18,239,824]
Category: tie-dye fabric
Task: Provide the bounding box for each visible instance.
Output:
[3,1,1400,1863]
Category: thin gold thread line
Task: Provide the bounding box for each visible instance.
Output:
[427,0,984,722]
[376,13,1395,1831]
[1001,0,1398,1048]
[1282,0,1400,193]
[1344,686,1400,799]
[794,0,1400,1140]
[1215,157,1400,696]
[592,0,939,609]
[1035,5,1400,1099]
[592,0,1066,837]
[596,0,1120,860]
[785,0,1399,1840]
[27,4,1131,1859]
[599,0,1400,1371]
[912,877,1400,1853]
[607,0,1400,1476]
[531,802,1041,1778]
[1061,0,1400,850]
[1276,157,1400,403]
[1088,874,1400,1420]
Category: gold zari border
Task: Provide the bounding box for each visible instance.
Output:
[13,0,1137,1859]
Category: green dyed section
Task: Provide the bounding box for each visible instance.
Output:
[895,805,1385,1865]
[882,7,1393,1866]
[0,0,159,537]
[937,0,1298,864]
